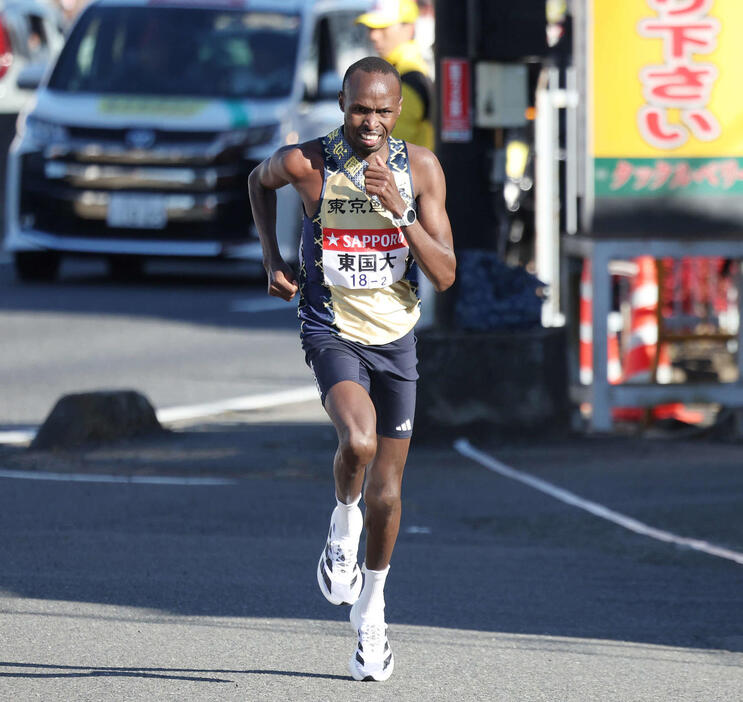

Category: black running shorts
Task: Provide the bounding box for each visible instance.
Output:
[302,330,418,439]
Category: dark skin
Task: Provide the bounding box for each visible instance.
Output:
[248,69,455,569]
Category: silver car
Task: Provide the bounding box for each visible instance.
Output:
[5,0,372,280]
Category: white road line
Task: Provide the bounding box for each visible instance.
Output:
[155,386,319,423]
[230,298,296,313]
[0,468,236,485]
[454,438,743,567]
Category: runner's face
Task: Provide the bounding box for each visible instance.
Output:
[339,71,402,157]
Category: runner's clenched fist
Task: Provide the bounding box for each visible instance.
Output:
[364,154,406,219]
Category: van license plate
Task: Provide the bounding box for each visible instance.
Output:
[107,194,167,229]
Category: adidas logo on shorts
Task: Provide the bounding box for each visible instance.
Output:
[395,419,412,432]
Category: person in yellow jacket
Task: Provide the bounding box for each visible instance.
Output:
[356,0,434,151]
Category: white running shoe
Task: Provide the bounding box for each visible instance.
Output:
[317,506,363,606]
[348,601,394,682]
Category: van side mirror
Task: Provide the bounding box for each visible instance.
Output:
[17,63,46,91]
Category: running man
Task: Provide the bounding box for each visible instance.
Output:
[248,56,455,682]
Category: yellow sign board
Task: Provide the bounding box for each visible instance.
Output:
[593,0,743,158]
[591,0,743,199]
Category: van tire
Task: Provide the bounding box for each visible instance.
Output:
[14,251,61,282]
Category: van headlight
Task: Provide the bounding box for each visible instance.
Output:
[20,115,70,146]
[220,124,280,149]
[245,124,280,146]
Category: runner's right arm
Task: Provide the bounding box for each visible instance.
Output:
[248,147,305,301]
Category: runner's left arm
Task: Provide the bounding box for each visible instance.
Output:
[364,151,455,292]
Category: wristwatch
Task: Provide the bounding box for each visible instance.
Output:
[394,206,417,228]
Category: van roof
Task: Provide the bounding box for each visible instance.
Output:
[87,0,300,9]
[86,0,369,12]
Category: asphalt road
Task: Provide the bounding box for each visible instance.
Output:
[0,255,742,700]
[0,255,305,426]
[1,424,742,701]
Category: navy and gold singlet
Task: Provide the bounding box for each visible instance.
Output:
[298,127,421,346]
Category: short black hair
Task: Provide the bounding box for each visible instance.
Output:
[342,56,402,93]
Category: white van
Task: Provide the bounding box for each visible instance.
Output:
[5,0,372,280]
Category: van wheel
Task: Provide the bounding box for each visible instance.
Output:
[14,251,61,282]
[108,255,145,281]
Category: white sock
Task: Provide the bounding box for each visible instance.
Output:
[331,493,363,541]
[355,564,389,623]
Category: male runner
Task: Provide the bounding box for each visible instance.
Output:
[248,56,455,682]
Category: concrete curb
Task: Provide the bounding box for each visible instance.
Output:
[31,390,163,450]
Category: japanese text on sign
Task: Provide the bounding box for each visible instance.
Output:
[606,157,743,194]
[441,58,472,143]
[637,0,721,149]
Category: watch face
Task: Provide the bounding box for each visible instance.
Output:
[405,208,416,225]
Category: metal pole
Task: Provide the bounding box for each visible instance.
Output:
[535,68,553,326]
[591,245,611,431]
[535,66,564,327]
[549,68,563,325]
[565,66,578,235]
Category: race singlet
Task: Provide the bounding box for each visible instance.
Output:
[297,127,421,346]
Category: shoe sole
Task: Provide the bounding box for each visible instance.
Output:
[348,652,394,682]
[317,550,361,606]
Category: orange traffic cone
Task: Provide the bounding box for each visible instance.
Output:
[620,256,703,425]
[579,259,622,386]
[579,259,593,385]
[607,316,622,385]
[623,256,660,383]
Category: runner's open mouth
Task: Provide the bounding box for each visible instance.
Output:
[360,132,382,146]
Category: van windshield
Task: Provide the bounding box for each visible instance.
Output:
[48,6,301,98]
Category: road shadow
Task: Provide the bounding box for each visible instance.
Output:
[0,423,742,654]
[0,661,347,682]
[0,258,300,331]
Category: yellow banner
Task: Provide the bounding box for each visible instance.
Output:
[592,0,743,158]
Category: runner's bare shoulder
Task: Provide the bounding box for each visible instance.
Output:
[405,142,441,170]
[404,142,444,196]
[279,139,325,183]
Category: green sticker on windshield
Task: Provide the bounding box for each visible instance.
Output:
[225,100,250,128]
[99,97,208,116]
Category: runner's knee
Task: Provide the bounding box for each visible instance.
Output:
[339,428,377,468]
[363,481,401,515]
